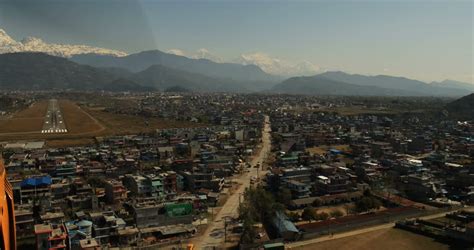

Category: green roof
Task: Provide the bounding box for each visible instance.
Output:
[264,242,284,249]
[165,203,193,217]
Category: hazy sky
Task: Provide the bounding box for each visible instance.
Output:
[0,0,472,83]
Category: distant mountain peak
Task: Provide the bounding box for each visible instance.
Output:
[21,36,43,44]
[431,79,474,91]
[0,29,16,45]
[438,79,473,85]
[71,49,280,83]
[0,27,128,58]
[235,52,320,76]
[300,71,469,96]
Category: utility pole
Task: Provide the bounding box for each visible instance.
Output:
[224,217,228,242]
[256,165,259,180]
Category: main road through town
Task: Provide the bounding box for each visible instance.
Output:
[192,115,271,249]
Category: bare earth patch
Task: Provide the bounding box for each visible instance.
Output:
[294,228,449,250]
[0,101,47,133]
[0,99,205,147]
[306,145,351,155]
[84,107,205,135]
[58,100,104,134]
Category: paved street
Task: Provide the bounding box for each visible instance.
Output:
[41,99,67,134]
[192,115,271,250]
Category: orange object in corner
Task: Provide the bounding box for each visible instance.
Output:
[0,158,16,250]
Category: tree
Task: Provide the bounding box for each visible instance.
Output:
[355,197,370,212]
[330,209,344,218]
[286,212,300,222]
[355,188,382,213]
[239,187,285,244]
[239,186,284,224]
[363,188,372,197]
[277,188,293,206]
[372,198,382,210]
[302,206,317,222]
[355,196,382,213]
[87,176,105,188]
[271,202,286,215]
[312,198,323,207]
[241,215,257,244]
[317,212,329,221]
[343,203,351,215]
[381,171,398,203]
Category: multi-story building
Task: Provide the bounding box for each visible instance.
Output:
[268,167,313,199]
[19,176,52,204]
[315,174,352,195]
[162,171,178,194]
[88,211,126,245]
[64,220,94,249]
[370,141,393,157]
[104,179,127,204]
[181,171,224,192]
[401,173,445,201]
[126,201,194,229]
[286,180,311,199]
[34,223,67,250]
[145,174,165,198]
[15,207,34,240]
[122,175,148,197]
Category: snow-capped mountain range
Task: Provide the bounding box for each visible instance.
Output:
[0,29,127,58]
[165,49,321,76]
[0,28,320,76]
[235,52,321,76]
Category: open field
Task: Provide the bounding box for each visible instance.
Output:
[45,138,97,148]
[0,101,47,133]
[0,99,205,146]
[58,100,104,134]
[292,228,450,250]
[84,107,204,135]
[0,100,104,142]
[306,144,351,155]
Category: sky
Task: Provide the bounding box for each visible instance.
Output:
[0,0,473,83]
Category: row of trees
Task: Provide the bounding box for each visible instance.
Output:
[287,207,344,222]
[239,188,382,243]
[355,189,382,212]
[239,186,284,244]
[276,188,325,207]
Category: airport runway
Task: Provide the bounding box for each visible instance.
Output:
[41,99,68,134]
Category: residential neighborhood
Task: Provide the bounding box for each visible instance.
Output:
[1,93,473,249]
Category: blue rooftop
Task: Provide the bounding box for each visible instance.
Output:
[20,176,52,188]
[329,149,342,154]
[272,211,299,234]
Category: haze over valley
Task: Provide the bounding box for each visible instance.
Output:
[0,28,472,96]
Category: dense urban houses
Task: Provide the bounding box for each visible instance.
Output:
[0,93,472,249]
